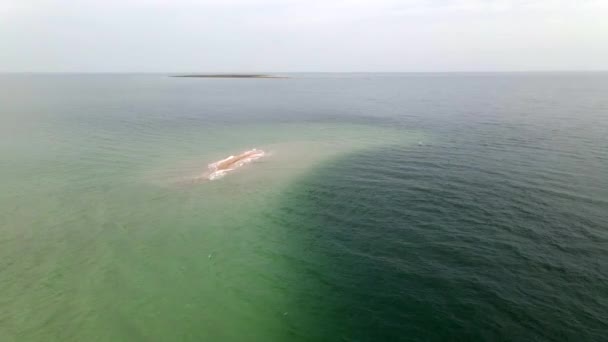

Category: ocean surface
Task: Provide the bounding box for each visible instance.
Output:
[1,73,607,341]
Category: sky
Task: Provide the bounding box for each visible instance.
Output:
[1,0,607,72]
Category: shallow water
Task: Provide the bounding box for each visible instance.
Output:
[1,73,607,341]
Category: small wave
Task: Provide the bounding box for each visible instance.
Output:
[205,148,266,180]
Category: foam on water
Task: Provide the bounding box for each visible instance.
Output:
[206,148,266,180]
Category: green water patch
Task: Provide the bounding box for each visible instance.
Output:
[0,121,426,341]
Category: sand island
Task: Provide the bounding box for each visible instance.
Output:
[172,74,286,78]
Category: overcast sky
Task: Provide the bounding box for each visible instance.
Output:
[1,0,607,72]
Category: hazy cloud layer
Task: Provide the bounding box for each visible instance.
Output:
[2,0,607,72]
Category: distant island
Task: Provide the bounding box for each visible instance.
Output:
[171,74,286,78]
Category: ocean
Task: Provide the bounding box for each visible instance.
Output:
[1,73,607,341]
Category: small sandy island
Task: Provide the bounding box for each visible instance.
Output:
[172,74,286,79]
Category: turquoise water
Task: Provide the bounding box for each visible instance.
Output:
[1,73,607,341]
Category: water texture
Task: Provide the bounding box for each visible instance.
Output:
[1,73,607,341]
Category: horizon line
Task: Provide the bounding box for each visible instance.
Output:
[1,70,607,74]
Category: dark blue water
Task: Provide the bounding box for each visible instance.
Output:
[273,73,608,341]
